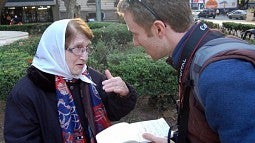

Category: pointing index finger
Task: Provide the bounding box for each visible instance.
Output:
[105,69,113,79]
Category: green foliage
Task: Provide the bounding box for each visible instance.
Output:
[0,22,178,110]
[222,22,255,32]
[88,22,112,29]
[105,49,178,110]
[18,35,41,55]
[202,20,220,29]
[0,41,35,100]
[88,37,132,71]
[108,53,178,96]
[88,40,111,71]
[2,20,255,111]
[245,39,255,44]
[91,22,132,45]
[0,23,51,35]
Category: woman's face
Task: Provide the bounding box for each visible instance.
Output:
[65,33,91,76]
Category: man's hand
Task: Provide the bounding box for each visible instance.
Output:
[143,133,174,143]
[102,69,129,96]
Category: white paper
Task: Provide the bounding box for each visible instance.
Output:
[96,118,170,143]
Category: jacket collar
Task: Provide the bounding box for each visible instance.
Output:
[27,66,55,92]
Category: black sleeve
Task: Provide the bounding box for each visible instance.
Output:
[4,78,42,143]
[88,68,138,121]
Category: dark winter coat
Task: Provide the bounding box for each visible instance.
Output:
[4,66,137,143]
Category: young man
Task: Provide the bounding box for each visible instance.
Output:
[117,0,255,143]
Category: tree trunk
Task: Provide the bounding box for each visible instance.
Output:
[239,0,249,9]
[96,0,102,21]
[0,0,7,25]
[74,4,81,18]
[62,0,78,18]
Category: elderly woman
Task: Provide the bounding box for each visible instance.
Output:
[4,18,137,143]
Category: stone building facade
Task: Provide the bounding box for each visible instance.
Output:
[1,0,119,25]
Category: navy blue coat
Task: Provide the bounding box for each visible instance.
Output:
[4,66,137,143]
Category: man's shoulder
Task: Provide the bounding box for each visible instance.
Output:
[191,37,255,108]
[193,37,255,68]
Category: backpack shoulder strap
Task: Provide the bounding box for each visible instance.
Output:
[190,37,255,109]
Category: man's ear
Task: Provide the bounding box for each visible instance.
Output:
[152,20,166,38]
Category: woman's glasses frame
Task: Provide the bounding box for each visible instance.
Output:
[66,45,92,56]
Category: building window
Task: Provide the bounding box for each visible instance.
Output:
[87,0,95,5]
[1,6,53,25]
[86,12,105,21]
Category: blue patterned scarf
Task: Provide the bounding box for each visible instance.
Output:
[56,71,111,143]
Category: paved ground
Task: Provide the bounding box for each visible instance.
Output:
[0,31,29,47]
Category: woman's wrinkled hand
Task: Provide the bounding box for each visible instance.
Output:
[102,69,129,96]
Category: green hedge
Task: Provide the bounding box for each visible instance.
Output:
[0,22,178,110]
[91,22,132,45]
[88,21,112,29]
[0,43,34,100]
[0,22,132,46]
[222,22,255,32]
[2,21,254,108]
[108,52,177,96]
[87,46,178,110]
[0,23,51,35]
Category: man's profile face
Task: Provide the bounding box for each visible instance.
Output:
[123,12,165,60]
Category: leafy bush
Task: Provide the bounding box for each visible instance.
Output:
[0,22,178,110]
[88,39,112,71]
[105,49,178,110]
[0,35,41,100]
[88,22,112,29]
[0,44,32,100]
[91,22,132,45]
[202,20,220,29]
[0,23,51,35]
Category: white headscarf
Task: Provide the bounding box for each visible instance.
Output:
[32,19,94,84]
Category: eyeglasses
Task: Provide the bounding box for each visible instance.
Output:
[128,0,164,22]
[66,45,92,56]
